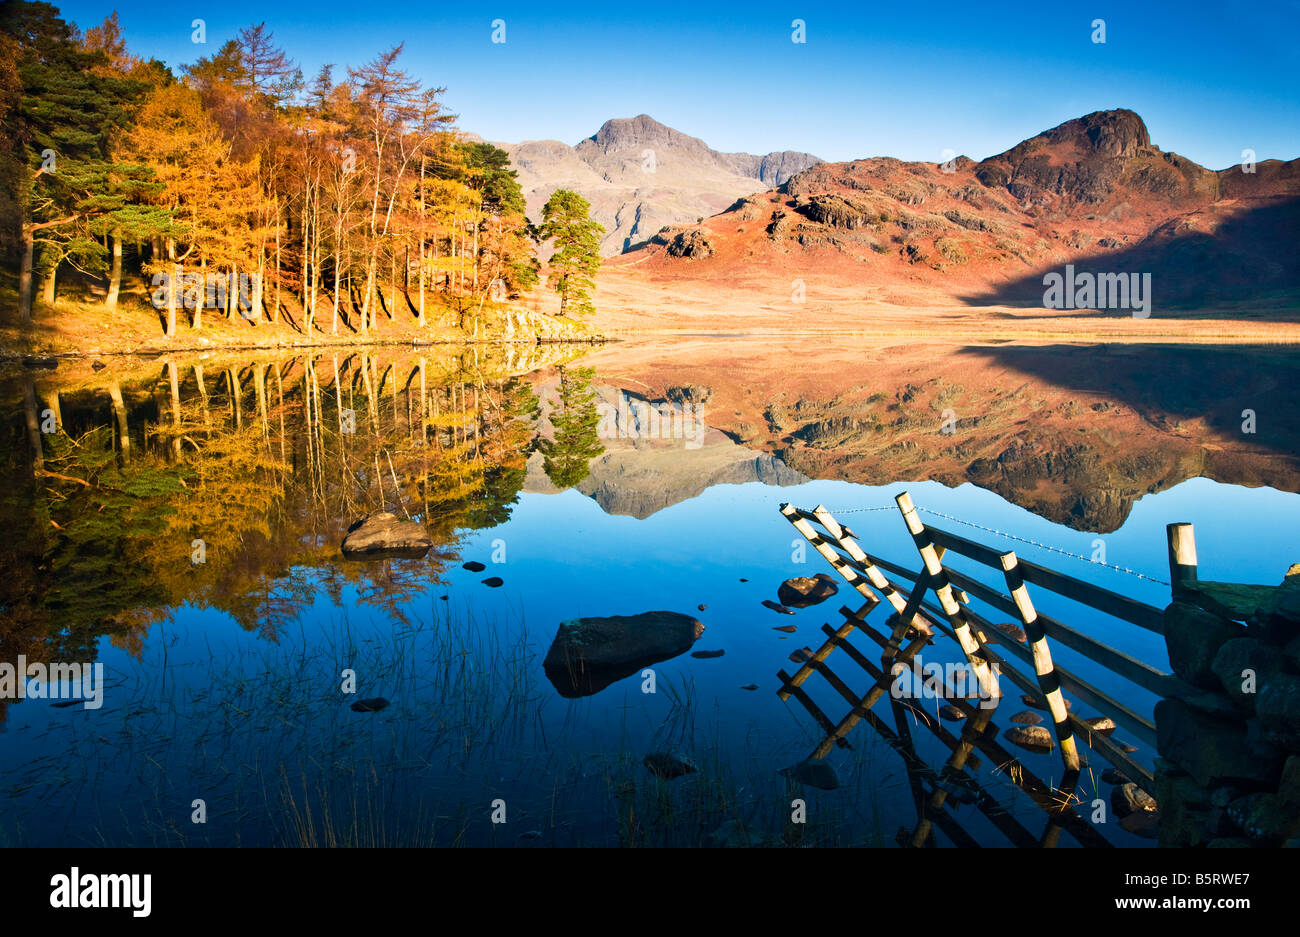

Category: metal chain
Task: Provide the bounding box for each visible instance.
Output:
[814,503,1170,586]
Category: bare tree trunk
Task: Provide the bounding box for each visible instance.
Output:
[19,228,34,323]
[106,228,123,310]
[22,378,44,472]
[108,380,130,464]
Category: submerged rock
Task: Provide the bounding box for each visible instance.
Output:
[991,622,1028,644]
[762,599,796,615]
[773,624,797,633]
[341,512,432,558]
[740,684,759,691]
[779,757,839,791]
[777,574,839,609]
[462,560,486,572]
[691,649,725,659]
[1010,710,1044,725]
[644,751,698,779]
[939,705,966,722]
[788,647,814,663]
[543,611,704,698]
[697,604,708,611]
[1112,782,1158,818]
[482,576,504,587]
[350,697,390,713]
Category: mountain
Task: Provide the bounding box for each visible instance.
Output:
[501,115,822,255]
[621,109,1300,311]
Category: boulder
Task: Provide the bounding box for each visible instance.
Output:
[1212,637,1281,713]
[1155,698,1279,787]
[1163,602,1244,688]
[643,751,698,779]
[1256,671,1300,748]
[1252,569,1300,642]
[543,611,704,698]
[1112,782,1158,818]
[1004,724,1055,753]
[777,574,839,609]
[779,758,839,790]
[1182,581,1275,622]
[341,512,432,558]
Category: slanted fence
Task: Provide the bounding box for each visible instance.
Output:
[778,492,1199,847]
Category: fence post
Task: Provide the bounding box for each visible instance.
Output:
[1166,523,1198,600]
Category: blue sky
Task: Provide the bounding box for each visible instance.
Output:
[54,0,1300,168]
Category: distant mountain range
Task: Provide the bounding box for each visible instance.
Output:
[495,115,822,255]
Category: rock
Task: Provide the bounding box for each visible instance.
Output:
[1101,768,1130,785]
[350,697,389,712]
[666,229,714,259]
[1212,637,1280,713]
[341,512,432,557]
[543,611,704,698]
[1155,698,1280,787]
[992,622,1028,644]
[1182,581,1275,622]
[789,647,814,663]
[462,560,486,572]
[1082,716,1117,736]
[777,574,839,609]
[1253,574,1300,642]
[1164,602,1245,688]
[643,751,698,779]
[439,594,449,601]
[1226,793,1300,844]
[1284,634,1300,671]
[1004,725,1055,753]
[939,705,966,722]
[1256,671,1300,748]
[779,758,839,790]
[91,360,106,371]
[739,578,749,583]
[762,599,796,615]
[889,611,936,637]
[1112,782,1158,818]
[482,577,504,587]
[1021,694,1071,712]
[773,624,797,633]
[739,684,759,691]
[1166,683,1240,717]
[690,649,725,659]
[697,604,708,611]
[1010,710,1044,725]
[1120,743,1139,753]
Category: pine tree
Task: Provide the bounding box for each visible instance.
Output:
[539,189,603,317]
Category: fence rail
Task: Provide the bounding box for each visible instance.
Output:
[777,491,1189,848]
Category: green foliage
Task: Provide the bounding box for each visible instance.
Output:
[540,189,603,317]
[540,366,604,489]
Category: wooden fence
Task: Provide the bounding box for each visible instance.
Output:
[778,492,1199,847]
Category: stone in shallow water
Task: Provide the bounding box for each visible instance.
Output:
[991,622,1028,644]
[762,599,795,615]
[350,697,389,713]
[739,684,759,691]
[1112,782,1158,818]
[543,611,704,698]
[341,512,432,557]
[1003,724,1055,753]
[462,560,486,572]
[1010,710,1043,725]
[482,576,503,587]
[779,758,839,791]
[1083,716,1117,736]
[939,705,966,722]
[773,624,797,633]
[697,604,708,611]
[691,649,725,659]
[777,574,839,609]
[644,751,698,779]
[788,647,814,663]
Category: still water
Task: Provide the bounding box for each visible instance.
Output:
[2,339,1298,846]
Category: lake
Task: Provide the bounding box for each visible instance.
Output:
[2,338,1298,847]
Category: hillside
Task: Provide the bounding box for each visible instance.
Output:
[611,109,1299,317]
[501,115,821,255]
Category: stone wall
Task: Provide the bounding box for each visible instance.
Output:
[1154,565,1300,847]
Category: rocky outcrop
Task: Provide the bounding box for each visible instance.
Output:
[543,611,705,698]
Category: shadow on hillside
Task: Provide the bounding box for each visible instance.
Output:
[958,198,1300,315]
[960,342,1300,476]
